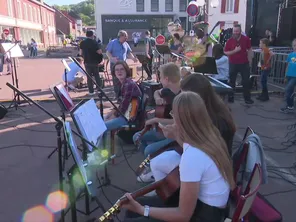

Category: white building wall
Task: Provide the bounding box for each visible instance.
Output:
[208,0,247,34]
[95,0,248,41]
[95,0,188,41]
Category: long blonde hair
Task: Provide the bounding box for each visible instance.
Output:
[173,92,235,189]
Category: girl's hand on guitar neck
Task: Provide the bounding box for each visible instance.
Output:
[121,193,144,215]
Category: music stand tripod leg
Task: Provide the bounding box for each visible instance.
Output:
[56,122,66,222]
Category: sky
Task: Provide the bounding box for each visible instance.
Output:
[44,0,84,6]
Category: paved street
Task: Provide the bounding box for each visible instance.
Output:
[0,57,296,221]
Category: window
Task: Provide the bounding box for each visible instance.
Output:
[37,9,41,23]
[151,0,159,12]
[226,0,234,12]
[136,0,144,12]
[33,8,37,22]
[17,0,22,19]
[7,0,13,16]
[165,0,173,12]
[23,4,28,20]
[29,6,32,21]
[179,0,186,12]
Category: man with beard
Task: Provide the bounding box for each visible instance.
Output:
[224,24,254,104]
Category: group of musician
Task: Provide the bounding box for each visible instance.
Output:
[101,59,236,221]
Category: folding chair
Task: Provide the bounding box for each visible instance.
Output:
[225,164,262,222]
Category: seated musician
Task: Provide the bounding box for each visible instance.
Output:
[121,91,235,222]
[132,62,180,182]
[104,61,142,131]
[150,74,236,187]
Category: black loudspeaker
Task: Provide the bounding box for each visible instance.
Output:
[0,104,8,119]
[278,7,296,45]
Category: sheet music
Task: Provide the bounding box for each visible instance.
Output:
[72,99,107,151]
[61,59,71,71]
[55,83,74,109]
[1,43,24,58]
[64,122,91,195]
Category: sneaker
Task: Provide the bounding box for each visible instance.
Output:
[245,99,254,104]
[144,190,157,197]
[280,106,294,113]
[87,92,95,96]
[137,171,155,183]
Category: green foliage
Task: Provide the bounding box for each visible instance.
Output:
[53,0,95,26]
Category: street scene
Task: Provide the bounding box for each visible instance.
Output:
[1,0,296,222]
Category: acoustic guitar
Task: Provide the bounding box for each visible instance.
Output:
[134,95,171,146]
[124,97,139,121]
[136,141,182,176]
[97,167,180,222]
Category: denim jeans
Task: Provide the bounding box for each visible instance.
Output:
[260,69,270,92]
[85,64,101,93]
[133,129,173,157]
[285,77,296,107]
[105,116,128,131]
[229,63,251,100]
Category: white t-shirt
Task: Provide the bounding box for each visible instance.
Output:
[180,143,230,207]
[214,55,229,81]
[62,62,84,82]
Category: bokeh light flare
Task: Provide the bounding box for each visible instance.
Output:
[22,205,53,222]
[46,191,68,213]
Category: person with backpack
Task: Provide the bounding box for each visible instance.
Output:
[143,30,155,80]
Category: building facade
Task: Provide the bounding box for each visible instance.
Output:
[0,0,56,47]
[95,0,189,44]
[95,0,247,44]
[208,0,247,33]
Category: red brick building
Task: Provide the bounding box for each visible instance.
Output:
[0,0,56,47]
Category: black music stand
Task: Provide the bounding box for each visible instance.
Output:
[193,56,218,75]
[1,42,26,111]
[71,57,130,194]
[64,121,116,222]
[47,83,75,163]
[155,45,171,64]
[5,82,110,222]
[136,54,148,82]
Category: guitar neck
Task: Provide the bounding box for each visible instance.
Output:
[98,180,163,222]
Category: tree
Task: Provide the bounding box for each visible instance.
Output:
[53,0,95,26]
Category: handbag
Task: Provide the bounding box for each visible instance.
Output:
[0,103,8,119]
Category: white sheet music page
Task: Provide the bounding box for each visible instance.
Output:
[72,99,107,151]
[1,43,24,58]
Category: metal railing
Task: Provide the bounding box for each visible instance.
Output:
[251,47,293,87]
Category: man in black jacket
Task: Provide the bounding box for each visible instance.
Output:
[79,30,103,95]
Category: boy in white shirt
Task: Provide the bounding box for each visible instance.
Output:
[62,57,85,90]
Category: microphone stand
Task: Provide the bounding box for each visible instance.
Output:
[71,57,130,193]
[5,82,110,221]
